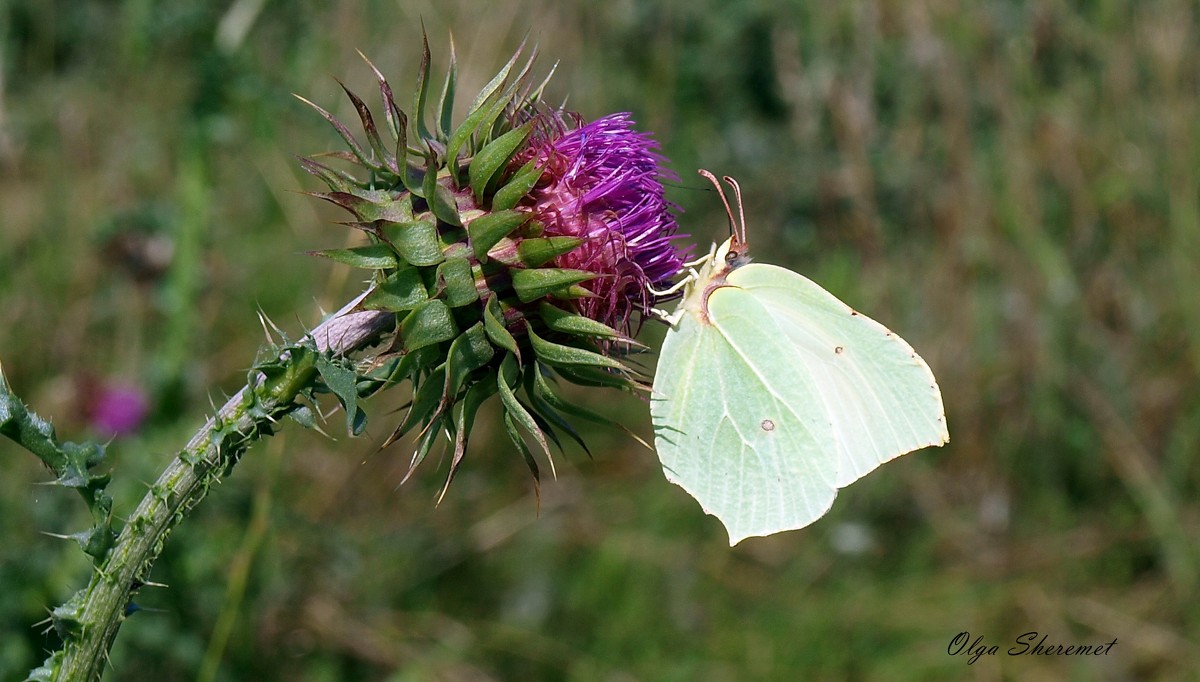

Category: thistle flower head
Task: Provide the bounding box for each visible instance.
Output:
[522,112,685,333]
[298,37,686,496]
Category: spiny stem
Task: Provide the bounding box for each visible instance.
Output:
[42,296,391,682]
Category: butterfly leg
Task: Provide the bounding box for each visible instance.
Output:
[648,248,711,296]
[646,268,700,297]
[648,306,687,326]
[646,249,713,323]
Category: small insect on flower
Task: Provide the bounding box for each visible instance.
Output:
[299,36,688,499]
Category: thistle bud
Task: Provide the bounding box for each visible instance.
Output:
[299,37,686,495]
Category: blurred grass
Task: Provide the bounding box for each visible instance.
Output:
[2,0,1198,679]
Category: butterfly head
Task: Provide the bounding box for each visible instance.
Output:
[700,170,751,275]
[714,235,751,273]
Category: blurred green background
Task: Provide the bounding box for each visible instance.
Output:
[2,0,1198,679]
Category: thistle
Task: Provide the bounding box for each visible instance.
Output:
[3,38,688,681]
[298,37,685,495]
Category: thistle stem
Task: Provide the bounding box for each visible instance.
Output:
[45,295,392,682]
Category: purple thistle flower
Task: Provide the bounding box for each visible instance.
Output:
[88,383,148,436]
[522,112,687,332]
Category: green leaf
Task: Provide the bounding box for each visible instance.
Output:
[553,364,636,390]
[391,112,421,195]
[511,268,596,303]
[285,404,319,430]
[527,327,628,371]
[393,365,447,439]
[525,406,566,458]
[524,365,591,456]
[422,159,463,226]
[440,375,499,499]
[503,412,540,486]
[445,46,525,185]
[337,79,398,175]
[398,409,445,484]
[497,354,550,463]
[64,526,118,562]
[382,219,444,266]
[437,37,458,139]
[517,236,583,268]
[1,379,58,469]
[468,43,525,114]
[559,285,596,299]
[307,188,412,222]
[356,53,424,194]
[537,302,623,338]
[310,243,398,270]
[483,295,520,359]
[358,51,403,141]
[444,324,495,398]
[468,123,533,203]
[467,210,528,261]
[294,94,380,173]
[400,300,457,350]
[436,257,480,307]
[529,59,559,106]
[412,31,434,141]
[363,266,428,312]
[315,355,366,436]
[492,159,542,211]
[3,370,116,562]
[392,110,421,194]
[374,345,440,392]
[297,156,360,193]
[532,363,619,427]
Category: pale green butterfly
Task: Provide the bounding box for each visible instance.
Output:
[650,171,949,545]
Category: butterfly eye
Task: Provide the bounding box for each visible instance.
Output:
[725,250,740,264]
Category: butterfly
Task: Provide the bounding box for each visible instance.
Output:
[650,171,949,545]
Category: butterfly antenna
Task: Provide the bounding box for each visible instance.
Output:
[722,175,747,246]
[698,169,738,237]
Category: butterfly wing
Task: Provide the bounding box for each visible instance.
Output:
[651,262,947,544]
[727,263,948,486]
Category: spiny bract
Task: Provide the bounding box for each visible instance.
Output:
[299,37,686,497]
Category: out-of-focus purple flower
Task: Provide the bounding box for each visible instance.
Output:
[89,383,148,436]
[523,112,687,332]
